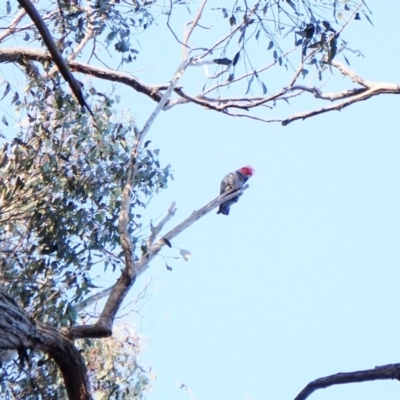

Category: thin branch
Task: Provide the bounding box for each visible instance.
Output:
[135,185,249,277]
[73,285,115,313]
[203,47,297,96]
[288,85,367,101]
[70,58,192,339]
[287,48,319,88]
[167,0,188,50]
[282,82,400,125]
[70,185,249,339]
[0,8,26,43]
[183,0,208,59]
[294,363,400,400]
[224,112,283,124]
[147,202,177,248]
[330,59,368,87]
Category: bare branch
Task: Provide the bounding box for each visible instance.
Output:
[330,59,368,87]
[70,185,249,339]
[282,82,400,125]
[294,363,400,400]
[2,44,398,128]
[0,8,26,43]
[183,0,208,59]
[224,112,283,124]
[135,186,249,277]
[288,85,367,101]
[147,202,177,248]
[69,59,193,339]
[74,285,115,313]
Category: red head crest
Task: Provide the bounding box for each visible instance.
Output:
[239,166,255,176]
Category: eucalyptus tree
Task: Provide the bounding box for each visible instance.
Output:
[1,1,395,399]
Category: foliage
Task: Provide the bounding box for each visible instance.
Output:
[84,324,153,400]
[0,82,170,398]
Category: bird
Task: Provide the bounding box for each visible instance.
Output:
[217,166,254,215]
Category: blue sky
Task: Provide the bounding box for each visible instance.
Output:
[2,1,400,400]
[117,3,400,400]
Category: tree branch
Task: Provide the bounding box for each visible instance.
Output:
[16,0,93,116]
[0,47,167,103]
[183,0,208,59]
[147,202,177,248]
[135,186,249,277]
[71,185,249,339]
[282,82,400,125]
[0,291,91,399]
[294,363,400,400]
[0,8,26,43]
[2,45,399,127]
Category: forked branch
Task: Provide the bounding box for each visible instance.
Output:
[71,185,249,339]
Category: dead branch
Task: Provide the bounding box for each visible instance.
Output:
[135,185,249,277]
[294,363,400,400]
[70,185,249,339]
[147,202,177,248]
[183,0,208,59]
[282,82,400,125]
[331,60,368,87]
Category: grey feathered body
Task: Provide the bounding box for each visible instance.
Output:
[217,170,248,215]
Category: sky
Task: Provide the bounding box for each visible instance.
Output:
[2,1,400,400]
[118,3,400,400]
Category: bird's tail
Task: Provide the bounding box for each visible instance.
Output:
[217,205,229,215]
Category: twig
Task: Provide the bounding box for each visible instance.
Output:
[0,8,26,43]
[330,59,368,87]
[182,0,208,59]
[147,202,176,248]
